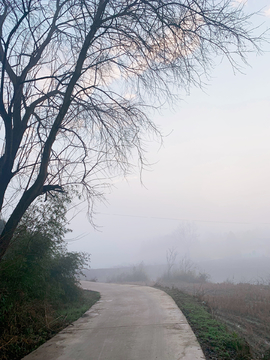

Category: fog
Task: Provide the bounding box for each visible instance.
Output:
[67,1,270,283]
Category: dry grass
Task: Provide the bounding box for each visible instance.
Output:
[160,280,270,359]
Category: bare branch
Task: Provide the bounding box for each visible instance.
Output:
[0,0,265,260]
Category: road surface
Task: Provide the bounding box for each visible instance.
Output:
[22,282,205,360]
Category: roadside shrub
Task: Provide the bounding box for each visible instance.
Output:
[0,193,90,360]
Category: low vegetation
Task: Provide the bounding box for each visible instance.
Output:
[157,278,270,359]
[106,262,149,283]
[157,285,252,360]
[0,194,100,360]
[0,288,100,360]
[160,267,209,284]
[192,281,270,359]
[161,252,210,284]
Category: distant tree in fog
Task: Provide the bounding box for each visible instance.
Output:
[166,247,178,276]
[174,221,199,258]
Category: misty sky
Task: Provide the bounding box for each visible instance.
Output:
[67,0,270,269]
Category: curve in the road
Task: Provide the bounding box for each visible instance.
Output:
[22,281,205,360]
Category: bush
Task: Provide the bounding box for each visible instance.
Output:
[0,193,90,359]
[107,262,149,283]
[161,257,210,284]
[162,269,210,283]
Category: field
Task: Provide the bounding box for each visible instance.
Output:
[158,280,270,359]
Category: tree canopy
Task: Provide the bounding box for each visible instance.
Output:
[0,0,261,260]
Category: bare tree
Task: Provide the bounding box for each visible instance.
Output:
[174,221,199,258]
[0,0,261,260]
[166,247,178,277]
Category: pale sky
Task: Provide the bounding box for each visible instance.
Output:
[67,0,270,269]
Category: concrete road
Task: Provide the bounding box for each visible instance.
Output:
[22,282,205,360]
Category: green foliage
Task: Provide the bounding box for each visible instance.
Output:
[55,290,100,325]
[263,348,270,360]
[0,193,92,360]
[158,286,251,360]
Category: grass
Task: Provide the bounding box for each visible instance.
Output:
[156,285,252,360]
[196,282,270,359]
[156,279,270,358]
[55,289,100,326]
[0,289,100,360]
[170,281,270,359]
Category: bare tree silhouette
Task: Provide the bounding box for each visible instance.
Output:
[0,0,261,260]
